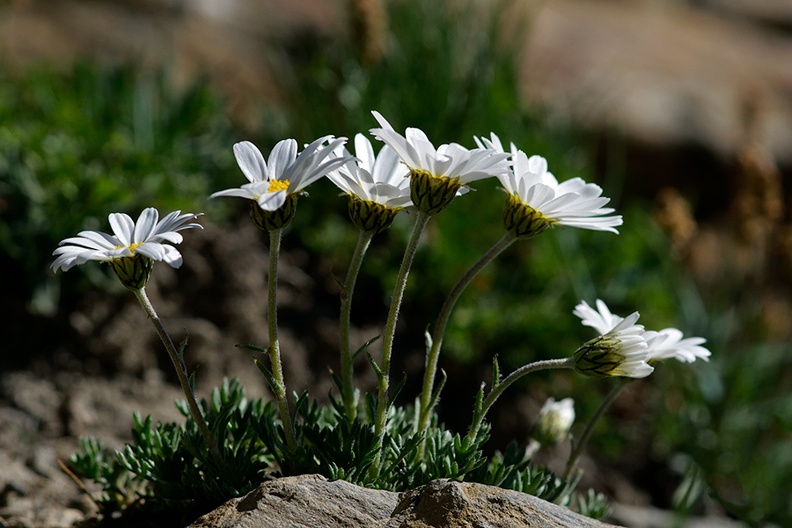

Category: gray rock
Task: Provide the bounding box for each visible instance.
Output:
[187,474,621,528]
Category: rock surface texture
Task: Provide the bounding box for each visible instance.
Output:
[187,474,621,528]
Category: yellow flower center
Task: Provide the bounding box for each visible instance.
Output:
[268,179,290,193]
[115,242,141,255]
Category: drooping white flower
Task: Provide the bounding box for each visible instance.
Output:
[575,299,711,365]
[534,397,576,445]
[644,328,711,364]
[51,208,202,288]
[369,111,510,214]
[476,133,622,238]
[573,307,654,379]
[211,136,350,213]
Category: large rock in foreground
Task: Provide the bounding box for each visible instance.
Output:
[188,474,620,528]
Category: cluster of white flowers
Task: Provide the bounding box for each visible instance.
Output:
[51,110,709,378]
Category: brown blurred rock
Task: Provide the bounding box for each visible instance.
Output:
[187,474,621,528]
[521,0,792,162]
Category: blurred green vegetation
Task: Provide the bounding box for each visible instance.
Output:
[2,0,790,525]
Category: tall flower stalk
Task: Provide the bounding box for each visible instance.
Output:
[132,286,224,468]
[51,209,223,467]
[418,233,516,431]
[375,210,431,439]
[211,137,351,450]
[467,357,576,442]
[368,113,510,456]
[328,133,412,420]
[338,230,375,419]
[419,135,624,435]
[265,228,297,451]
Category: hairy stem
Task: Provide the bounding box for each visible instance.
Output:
[418,233,516,433]
[267,228,297,452]
[339,230,375,420]
[373,211,431,460]
[467,357,575,442]
[563,380,627,480]
[132,287,224,469]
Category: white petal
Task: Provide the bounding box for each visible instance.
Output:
[108,213,135,246]
[133,208,159,244]
[234,141,269,183]
[256,190,288,211]
[268,139,298,180]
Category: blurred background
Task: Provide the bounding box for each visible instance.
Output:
[1,0,791,526]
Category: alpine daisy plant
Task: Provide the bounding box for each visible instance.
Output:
[564,298,711,479]
[52,208,221,467]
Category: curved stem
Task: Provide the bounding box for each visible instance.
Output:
[339,230,374,420]
[374,211,431,438]
[132,287,224,470]
[418,233,516,433]
[267,228,297,452]
[563,380,627,480]
[466,357,575,442]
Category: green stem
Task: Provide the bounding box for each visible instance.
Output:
[267,228,297,452]
[563,380,627,480]
[374,211,431,439]
[418,233,516,433]
[132,287,224,470]
[467,357,575,442]
[339,230,375,420]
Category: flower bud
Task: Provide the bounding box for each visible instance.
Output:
[533,397,575,446]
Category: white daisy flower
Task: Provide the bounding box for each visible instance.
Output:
[328,134,413,234]
[644,328,711,364]
[51,208,202,289]
[369,111,510,214]
[573,309,654,379]
[329,133,413,209]
[476,133,622,238]
[575,299,711,365]
[211,136,350,229]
